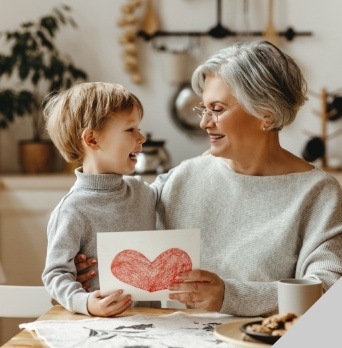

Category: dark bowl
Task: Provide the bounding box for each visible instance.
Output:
[240,320,282,345]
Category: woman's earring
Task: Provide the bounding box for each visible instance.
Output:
[262,115,273,131]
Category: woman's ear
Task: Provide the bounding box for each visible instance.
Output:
[262,114,275,131]
[82,129,99,150]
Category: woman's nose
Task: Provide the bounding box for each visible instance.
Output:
[200,115,214,130]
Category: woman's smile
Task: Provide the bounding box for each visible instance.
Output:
[208,133,225,143]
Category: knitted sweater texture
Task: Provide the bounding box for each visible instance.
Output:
[42,169,156,315]
[152,155,342,316]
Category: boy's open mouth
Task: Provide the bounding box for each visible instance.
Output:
[129,152,139,159]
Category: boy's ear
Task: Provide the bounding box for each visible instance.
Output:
[82,130,99,149]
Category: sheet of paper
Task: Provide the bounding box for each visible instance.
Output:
[97,229,200,301]
[20,312,234,348]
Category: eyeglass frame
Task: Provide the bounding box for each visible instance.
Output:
[192,102,239,123]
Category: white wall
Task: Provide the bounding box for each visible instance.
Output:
[0,0,341,173]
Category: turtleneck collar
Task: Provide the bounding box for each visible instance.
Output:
[73,167,124,191]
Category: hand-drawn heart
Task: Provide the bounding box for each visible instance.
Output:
[111,248,192,292]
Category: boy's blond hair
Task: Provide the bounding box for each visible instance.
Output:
[43,82,143,162]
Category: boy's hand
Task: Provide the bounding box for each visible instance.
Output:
[87,290,132,317]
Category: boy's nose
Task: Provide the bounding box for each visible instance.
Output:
[139,133,146,144]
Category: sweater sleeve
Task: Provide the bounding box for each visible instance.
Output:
[221,176,342,317]
[295,177,342,290]
[221,279,278,316]
[42,207,90,315]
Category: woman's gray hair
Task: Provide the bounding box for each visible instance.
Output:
[191,40,307,130]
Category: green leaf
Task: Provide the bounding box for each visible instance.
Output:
[68,17,77,29]
[0,55,10,76]
[37,30,54,50]
[65,78,73,88]
[0,90,16,126]
[19,60,30,79]
[40,16,58,37]
[21,22,34,29]
[17,90,34,114]
[6,56,17,76]
[31,71,40,85]
[0,5,88,129]
[68,64,87,80]
[62,4,71,12]
[49,78,63,92]
[54,8,66,24]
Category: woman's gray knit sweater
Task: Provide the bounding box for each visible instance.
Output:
[152,155,342,316]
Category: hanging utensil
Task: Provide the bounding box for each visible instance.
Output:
[142,0,159,36]
[170,82,205,137]
[208,0,232,39]
[242,0,250,36]
[264,0,278,46]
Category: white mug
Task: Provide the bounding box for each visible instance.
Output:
[277,278,322,315]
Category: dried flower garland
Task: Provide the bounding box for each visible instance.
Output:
[117,0,143,84]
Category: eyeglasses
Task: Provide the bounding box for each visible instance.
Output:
[192,103,238,123]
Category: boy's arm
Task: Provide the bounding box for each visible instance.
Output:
[42,209,90,315]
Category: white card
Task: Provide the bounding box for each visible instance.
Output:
[97,229,200,301]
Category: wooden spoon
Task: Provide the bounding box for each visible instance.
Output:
[142,0,159,36]
[264,0,278,46]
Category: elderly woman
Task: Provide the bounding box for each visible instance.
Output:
[76,40,342,316]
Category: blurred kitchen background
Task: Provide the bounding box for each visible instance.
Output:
[0,0,341,173]
[1,0,342,344]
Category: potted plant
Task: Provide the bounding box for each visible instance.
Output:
[0,5,87,173]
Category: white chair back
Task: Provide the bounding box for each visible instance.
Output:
[0,285,53,318]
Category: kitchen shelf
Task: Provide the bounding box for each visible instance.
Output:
[138,0,312,42]
[0,173,156,190]
[138,27,312,42]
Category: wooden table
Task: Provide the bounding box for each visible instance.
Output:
[2,305,206,347]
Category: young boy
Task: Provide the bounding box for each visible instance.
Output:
[42,82,156,317]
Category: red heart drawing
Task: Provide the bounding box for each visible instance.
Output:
[111,248,192,292]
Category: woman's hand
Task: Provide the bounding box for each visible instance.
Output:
[75,254,98,291]
[168,269,225,312]
[87,290,132,317]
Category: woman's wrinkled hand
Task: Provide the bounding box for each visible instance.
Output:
[75,253,98,291]
[168,269,225,312]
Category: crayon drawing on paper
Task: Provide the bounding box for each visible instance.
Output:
[97,229,200,301]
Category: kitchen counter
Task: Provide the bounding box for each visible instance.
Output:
[0,173,157,189]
